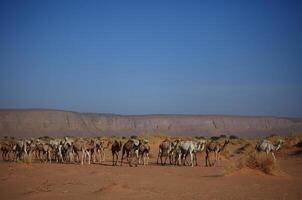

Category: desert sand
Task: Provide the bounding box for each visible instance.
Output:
[1,138,302,200]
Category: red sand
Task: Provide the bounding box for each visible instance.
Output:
[0,152,301,200]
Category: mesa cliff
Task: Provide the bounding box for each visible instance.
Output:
[0,109,301,138]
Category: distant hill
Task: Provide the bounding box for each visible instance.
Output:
[0,109,301,138]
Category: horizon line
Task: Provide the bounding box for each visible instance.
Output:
[0,107,301,120]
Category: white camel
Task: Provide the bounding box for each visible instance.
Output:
[177,140,206,167]
[255,139,284,162]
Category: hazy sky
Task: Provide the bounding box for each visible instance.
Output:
[0,0,301,117]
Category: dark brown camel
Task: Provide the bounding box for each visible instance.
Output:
[111,140,122,166]
[205,138,229,167]
[0,141,15,161]
[121,139,141,166]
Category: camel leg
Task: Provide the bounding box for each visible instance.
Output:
[214,152,217,165]
[81,151,84,165]
[205,152,209,167]
[121,153,124,166]
[144,153,148,165]
[138,154,141,165]
[193,153,198,166]
[177,154,181,166]
[156,151,161,165]
[102,150,105,162]
[92,151,95,164]
[147,153,149,165]
[144,154,147,165]
[98,150,101,164]
[112,153,115,166]
[164,155,168,165]
[115,154,119,166]
[68,151,73,163]
[48,150,52,164]
[121,150,125,166]
[39,151,43,163]
[183,154,187,166]
[61,153,64,163]
[271,152,276,162]
[190,152,194,167]
[169,153,173,165]
[215,152,220,166]
[87,151,91,165]
[218,153,221,164]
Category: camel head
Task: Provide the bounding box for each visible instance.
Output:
[275,139,284,151]
[198,139,207,151]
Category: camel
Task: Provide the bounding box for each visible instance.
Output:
[49,139,65,163]
[121,139,140,166]
[255,139,284,162]
[205,137,229,167]
[177,139,206,167]
[0,140,15,161]
[34,139,53,163]
[84,139,96,164]
[63,137,86,164]
[13,140,28,162]
[43,143,53,163]
[138,140,150,165]
[63,141,75,163]
[93,139,111,164]
[157,139,176,165]
[111,140,122,166]
[71,138,95,165]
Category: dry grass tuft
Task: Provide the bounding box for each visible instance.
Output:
[23,154,32,164]
[238,152,277,175]
[221,149,231,159]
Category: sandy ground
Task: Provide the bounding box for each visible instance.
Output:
[0,148,302,200]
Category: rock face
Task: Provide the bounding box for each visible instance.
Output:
[0,109,301,138]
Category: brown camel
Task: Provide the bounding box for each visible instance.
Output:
[139,140,150,165]
[111,140,122,166]
[93,139,111,164]
[121,139,141,166]
[205,138,229,167]
[71,138,88,165]
[0,140,15,161]
[157,139,174,165]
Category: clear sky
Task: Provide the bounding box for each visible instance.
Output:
[0,0,301,117]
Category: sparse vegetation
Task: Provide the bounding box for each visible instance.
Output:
[210,136,219,140]
[194,136,206,140]
[238,152,278,175]
[230,135,239,140]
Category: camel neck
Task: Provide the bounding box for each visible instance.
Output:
[221,141,228,151]
[274,142,282,151]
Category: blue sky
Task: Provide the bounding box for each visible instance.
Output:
[0,0,301,117]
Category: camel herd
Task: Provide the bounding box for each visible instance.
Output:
[0,136,284,167]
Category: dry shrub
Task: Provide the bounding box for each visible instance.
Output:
[239,152,277,175]
[221,149,231,159]
[235,143,253,154]
[222,160,238,176]
[295,140,302,148]
[285,134,302,146]
[23,154,32,164]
